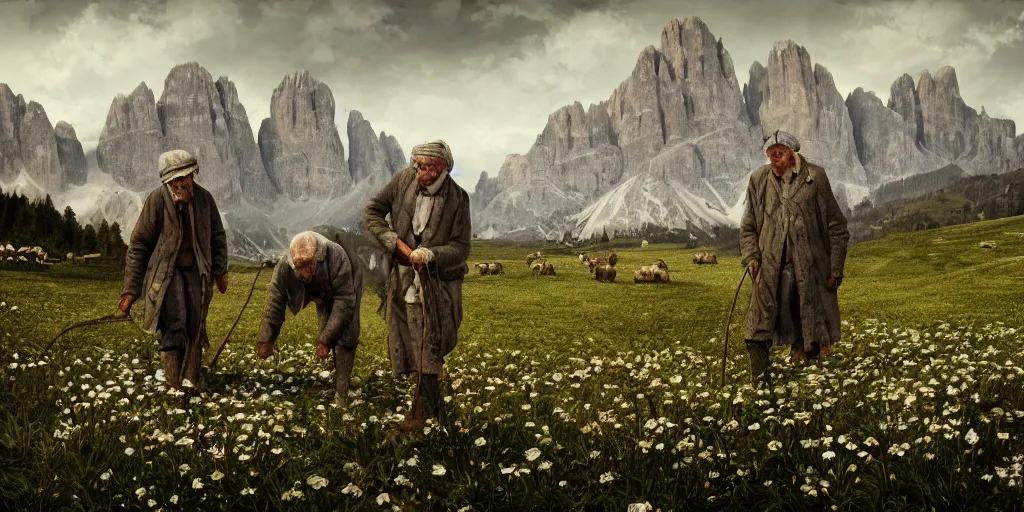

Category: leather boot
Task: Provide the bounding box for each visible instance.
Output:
[180,343,203,389]
[395,374,426,434]
[161,349,183,389]
[745,340,771,388]
[419,374,441,420]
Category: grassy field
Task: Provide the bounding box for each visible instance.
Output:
[1,216,1023,510]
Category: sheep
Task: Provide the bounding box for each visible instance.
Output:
[594,263,616,282]
[641,239,649,247]
[526,251,542,266]
[475,262,491,275]
[530,258,556,276]
[634,259,670,283]
[476,261,505,274]
[585,252,618,274]
[692,251,718,264]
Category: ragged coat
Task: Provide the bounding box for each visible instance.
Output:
[123,183,228,335]
[362,166,471,375]
[740,157,850,349]
[255,233,363,349]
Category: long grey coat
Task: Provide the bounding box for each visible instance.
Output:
[740,158,850,349]
[123,183,228,335]
[362,167,471,374]
[255,234,363,349]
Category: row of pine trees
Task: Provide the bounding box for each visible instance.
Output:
[0,188,128,260]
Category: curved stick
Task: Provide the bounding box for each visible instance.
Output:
[208,262,267,369]
[42,313,136,355]
[721,266,750,388]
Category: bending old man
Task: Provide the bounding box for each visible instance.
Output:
[255,231,363,406]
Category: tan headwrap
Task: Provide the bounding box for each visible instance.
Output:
[410,140,454,170]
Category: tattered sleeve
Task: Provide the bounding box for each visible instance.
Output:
[739,174,762,269]
[362,170,402,253]
[208,195,228,277]
[255,260,291,346]
[818,170,851,278]
[122,190,162,297]
[318,246,356,348]
[430,189,472,270]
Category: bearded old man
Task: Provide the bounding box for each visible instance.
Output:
[362,140,471,433]
[119,150,229,389]
[255,231,363,406]
[740,130,850,387]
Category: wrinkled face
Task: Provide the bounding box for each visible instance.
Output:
[766,145,795,174]
[413,155,448,188]
[292,255,316,282]
[168,174,195,204]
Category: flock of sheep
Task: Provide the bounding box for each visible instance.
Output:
[472,248,719,284]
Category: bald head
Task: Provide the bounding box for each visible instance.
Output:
[289,231,319,282]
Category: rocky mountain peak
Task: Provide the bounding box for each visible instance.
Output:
[54,121,87,187]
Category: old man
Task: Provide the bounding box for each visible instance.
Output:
[362,139,471,433]
[119,149,228,389]
[740,130,850,386]
[255,231,363,406]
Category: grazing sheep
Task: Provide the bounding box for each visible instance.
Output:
[488,262,504,274]
[634,259,670,283]
[585,252,617,274]
[594,263,616,282]
[526,251,542,266]
[692,251,718,264]
[475,263,490,275]
[531,258,556,276]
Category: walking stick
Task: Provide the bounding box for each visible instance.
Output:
[42,312,139,355]
[413,263,430,425]
[208,261,269,369]
[721,266,751,388]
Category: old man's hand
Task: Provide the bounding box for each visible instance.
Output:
[257,342,274,360]
[409,247,434,267]
[828,274,843,290]
[316,342,331,360]
[215,273,229,294]
[118,294,135,315]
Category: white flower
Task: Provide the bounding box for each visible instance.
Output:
[628,503,653,512]
[319,370,331,379]
[767,440,782,451]
[100,469,112,481]
[211,470,224,481]
[192,478,204,489]
[238,454,251,461]
[170,495,178,504]
[179,464,191,476]
[965,429,979,445]
[241,488,256,495]
[748,423,761,431]
[307,475,329,489]
[474,437,486,447]
[432,464,447,476]
[559,480,567,487]
[147,499,156,508]
[376,493,391,505]
[124,447,135,456]
[599,472,615,483]
[501,466,515,475]
[135,487,147,498]
[538,461,553,471]
[823,451,836,460]
[341,483,363,497]
[998,432,1010,440]
[525,448,541,461]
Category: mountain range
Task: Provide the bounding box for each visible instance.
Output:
[470,17,1024,241]
[0,64,407,260]
[2,16,1023,253]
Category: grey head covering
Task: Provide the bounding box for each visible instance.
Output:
[410,140,454,171]
[761,130,801,153]
[158,149,198,183]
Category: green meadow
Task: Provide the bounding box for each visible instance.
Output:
[1,216,1022,510]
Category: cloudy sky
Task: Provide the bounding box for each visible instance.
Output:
[2,0,1023,189]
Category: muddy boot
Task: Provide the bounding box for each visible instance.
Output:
[419,374,441,421]
[180,343,203,389]
[333,346,356,407]
[745,340,771,388]
[161,349,183,390]
[395,375,426,434]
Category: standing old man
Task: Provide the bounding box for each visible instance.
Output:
[119,150,229,389]
[740,130,850,387]
[362,140,471,433]
[255,231,363,406]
